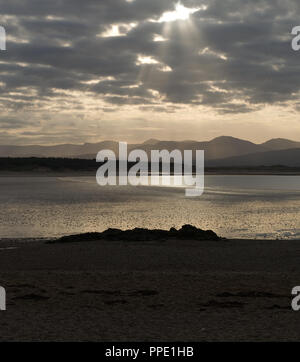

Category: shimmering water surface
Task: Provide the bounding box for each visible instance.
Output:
[0,175,299,239]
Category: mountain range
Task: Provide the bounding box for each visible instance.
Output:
[1,136,300,167]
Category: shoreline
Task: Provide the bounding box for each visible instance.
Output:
[1,170,300,177]
[0,237,300,244]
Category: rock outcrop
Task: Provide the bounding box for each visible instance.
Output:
[49,224,221,243]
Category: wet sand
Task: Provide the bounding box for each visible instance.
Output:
[0,238,299,341]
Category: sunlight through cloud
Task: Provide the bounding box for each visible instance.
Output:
[158,2,200,23]
[99,23,137,38]
[136,55,159,65]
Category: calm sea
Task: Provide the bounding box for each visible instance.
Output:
[0,175,299,240]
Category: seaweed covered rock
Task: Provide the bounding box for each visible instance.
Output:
[49,224,221,244]
[176,224,219,240]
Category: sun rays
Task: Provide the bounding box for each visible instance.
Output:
[158,2,200,23]
[136,2,203,103]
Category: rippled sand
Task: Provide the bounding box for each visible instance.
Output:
[0,238,299,341]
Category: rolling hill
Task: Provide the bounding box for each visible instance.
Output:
[0,137,299,168]
[67,136,269,160]
[261,138,300,151]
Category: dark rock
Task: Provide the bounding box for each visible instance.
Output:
[48,224,221,243]
[177,224,219,240]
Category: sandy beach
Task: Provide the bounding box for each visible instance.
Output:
[0,237,299,341]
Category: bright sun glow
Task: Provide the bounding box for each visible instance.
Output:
[159,3,199,22]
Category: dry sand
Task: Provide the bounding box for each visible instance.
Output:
[0,238,300,341]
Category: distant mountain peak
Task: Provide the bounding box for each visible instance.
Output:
[212,136,237,140]
[0,136,299,160]
[142,139,160,145]
[210,136,255,144]
[262,138,300,151]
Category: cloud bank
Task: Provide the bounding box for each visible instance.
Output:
[0,0,299,144]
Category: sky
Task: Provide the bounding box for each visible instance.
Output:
[0,0,300,145]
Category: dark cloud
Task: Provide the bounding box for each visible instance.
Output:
[0,116,37,129]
